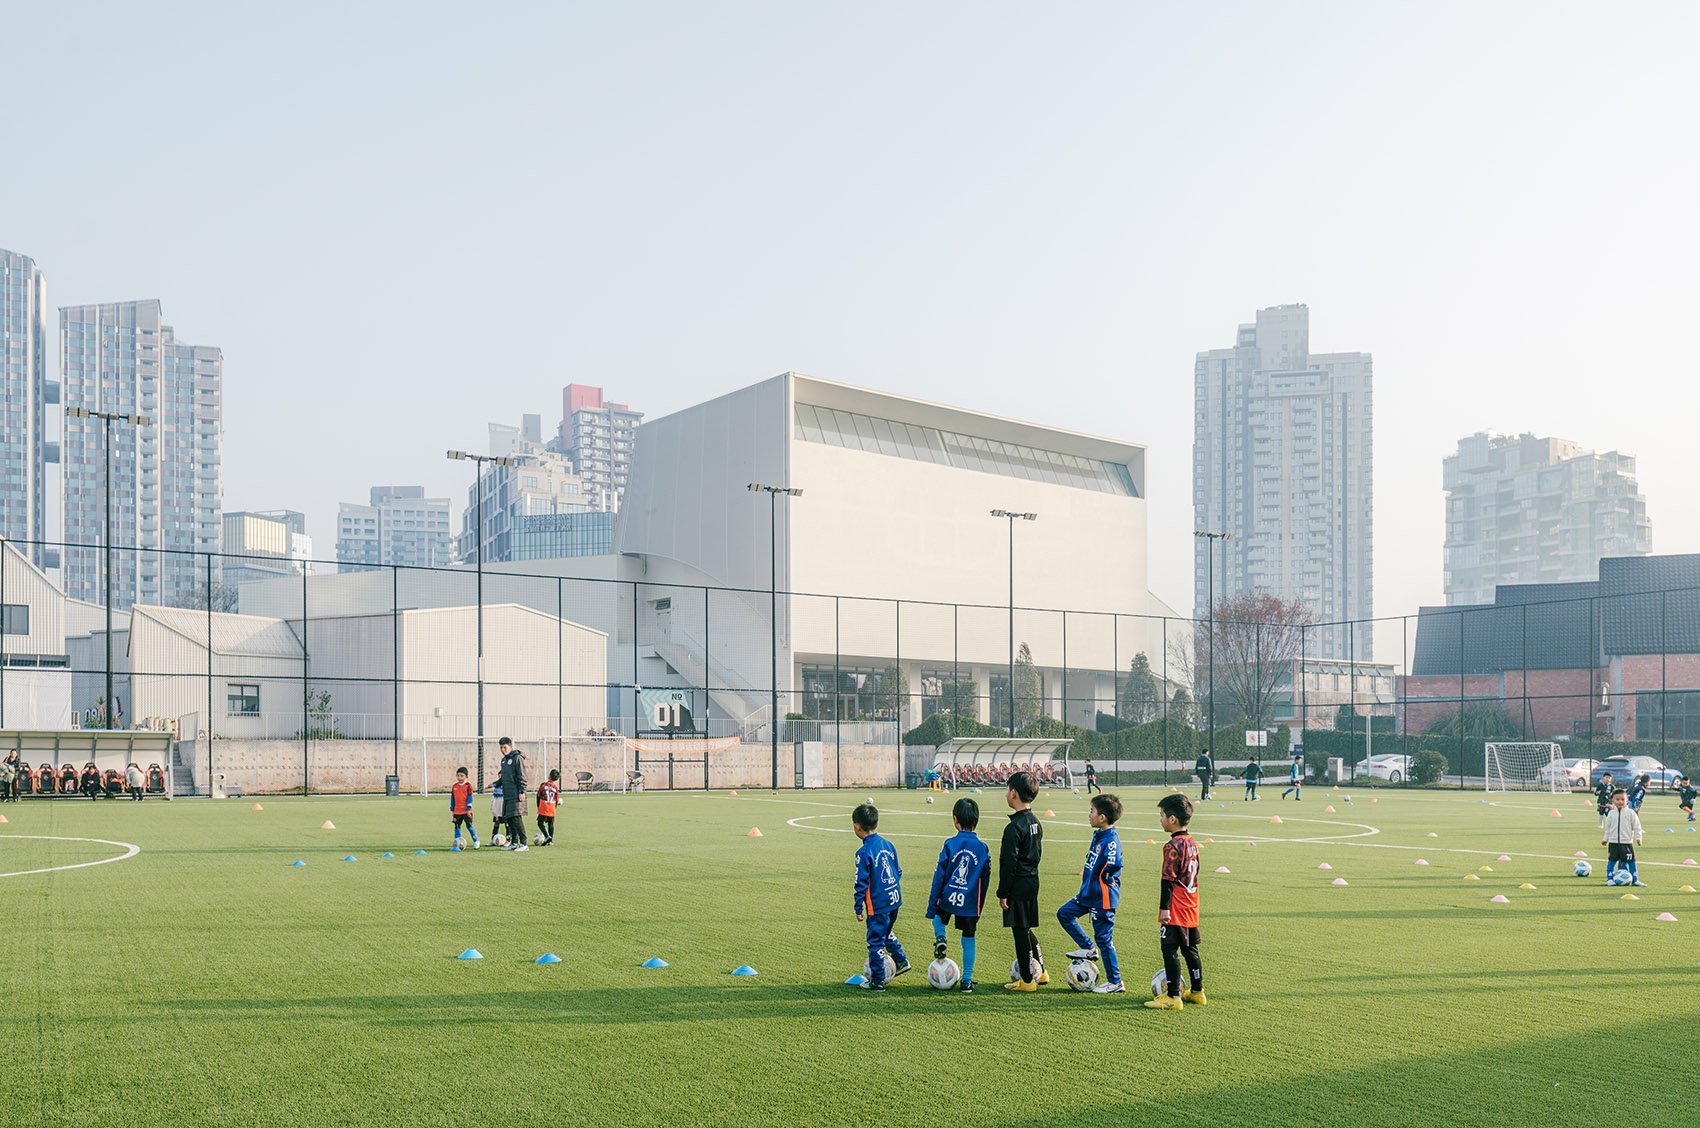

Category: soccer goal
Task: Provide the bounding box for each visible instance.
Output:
[1484,742,1567,793]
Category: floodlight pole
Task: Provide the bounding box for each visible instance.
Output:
[1195,530,1232,742]
[750,483,802,790]
[991,510,1037,734]
[70,406,150,729]
[449,449,514,790]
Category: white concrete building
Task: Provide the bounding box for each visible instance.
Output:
[0,536,73,728]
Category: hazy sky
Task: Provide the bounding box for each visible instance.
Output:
[7,1,1698,639]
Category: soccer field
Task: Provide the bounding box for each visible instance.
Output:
[3,784,1698,1128]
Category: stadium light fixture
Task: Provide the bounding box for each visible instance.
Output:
[1194,530,1233,744]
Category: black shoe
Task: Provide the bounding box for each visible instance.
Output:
[892,961,913,978]
[959,979,973,994]
[933,939,948,961]
[860,981,887,992]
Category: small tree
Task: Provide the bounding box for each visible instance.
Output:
[1013,643,1043,732]
[1169,687,1195,728]
[1118,652,1162,724]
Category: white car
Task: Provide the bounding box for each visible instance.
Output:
[1537,757,1598,786]
[1356,754,1414,783]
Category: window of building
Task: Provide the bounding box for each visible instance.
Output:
[1,604,27,635]
[227,683,260,716]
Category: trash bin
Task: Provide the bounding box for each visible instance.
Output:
[211,773,227,800]
[384,774,400,796]
[906,772,920,790]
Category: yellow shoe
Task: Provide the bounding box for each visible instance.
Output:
[1003,979,1038,992]
[1036,968,1050,985]
[1143,994,1184,1010]
[1182,990,1208,1006]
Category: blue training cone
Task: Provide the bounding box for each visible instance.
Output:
[457,948,483,960]
[535,953,562,964]
[415,849,427,855]
[732,965,758,976]
[290,860,306,867]
[845,974,868,986]
[641,957,669,969]
[382,852,396,857]
[342,855,358,862]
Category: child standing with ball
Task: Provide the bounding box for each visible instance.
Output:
[852,803,910,991]
[999,770,1047,991]
[926,796,990,994]
[1145,792,1205,1010]
[1056,793,1125,993]
[1602,787,1645,886]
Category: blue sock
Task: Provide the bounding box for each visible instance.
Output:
[933,919,946,943]
[961,936,976,981]
[1629,861,1639,881]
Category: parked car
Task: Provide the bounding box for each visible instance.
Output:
[1537,757,1598,786]
[1589,756,1683,790]
[1356,753,1415,783]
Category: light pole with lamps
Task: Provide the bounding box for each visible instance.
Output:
[68,405,150,728]
[749,482,802,791]
[990,509,1037,735]
[448,449,514,790]
[1194,530,1232,742]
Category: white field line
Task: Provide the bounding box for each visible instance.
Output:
[0,835,141,879]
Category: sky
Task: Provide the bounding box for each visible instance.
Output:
[7,1,1699,638]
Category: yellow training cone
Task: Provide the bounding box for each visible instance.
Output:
[1464,874,1480,881]
[1519,883,1537,890]
[1621,893,1639,901]
[1680,885,1697,893]
[1479,866,1494,872]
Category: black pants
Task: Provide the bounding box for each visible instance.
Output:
[1086,779,1101,794]
[506,813,529,843]
[538,815,555,843]
[1197,773,1212,799]
[1159,923,1202,997]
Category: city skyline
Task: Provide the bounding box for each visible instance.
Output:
[4,5,1699,635]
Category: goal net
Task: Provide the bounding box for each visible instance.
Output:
[1484,742,1567,793]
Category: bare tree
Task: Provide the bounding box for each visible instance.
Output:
[169,582,240,613]
[1193,591,1316,730]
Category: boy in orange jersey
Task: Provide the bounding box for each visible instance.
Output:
[450,766,480,851]
[1144,793,1205,1009]
[536,770,561,845]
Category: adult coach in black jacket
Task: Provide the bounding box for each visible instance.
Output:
[496,738,530,850]
[1195,749,1214,800]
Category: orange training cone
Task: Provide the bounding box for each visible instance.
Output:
[747,827,763,837]
[1550,810,1562,817]
[252,803,264,810]
[1269,815,1283,824]
[0,813,7,823]
[321,820,335,830]
[1324,805,1337,812]
[729,790,737,796]
[1043,810,1055,817]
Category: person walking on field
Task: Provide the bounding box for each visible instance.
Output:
[1194,748,1214,800]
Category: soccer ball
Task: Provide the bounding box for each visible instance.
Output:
[1072,787,1080,796]
[1150,968,1169,997]
[925,795,934,804]
[533,833,548,846]
[1009,956,1043,982]
[863,952,897,982]
[1574,860,1593,878]
[1066,959,1100,992]
[927,958,961,990]
[1608,869,1633,886]
[492,833,508,848]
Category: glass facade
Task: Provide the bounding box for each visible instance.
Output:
[510,511,615,560]
[794,402,1137,496]
[0,249,49,567]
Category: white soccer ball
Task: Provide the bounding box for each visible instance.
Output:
[862,952,897,982]
[927,957,960,990]
[533,833,548,846]
[1608,869,1633,886]
[1009,956,1043,982]
[1574,860,1593,878]
[1150,968,1169,997]
[492,833,508,848]
[1072,787,1080,796]
[925,796,934,804]
[1066,958,1100,992]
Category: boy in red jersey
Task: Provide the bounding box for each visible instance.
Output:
[1144,793,1205,1009]
[450,767,480,851]
[536,770,561,845]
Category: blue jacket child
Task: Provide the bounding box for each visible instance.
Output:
[852,802,909,989]
[925,796,991,991]
[1055,793,1126,990]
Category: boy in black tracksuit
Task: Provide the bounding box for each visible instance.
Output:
[999,770,1047,991]
[1677,777,1698,823]
[1594,773,1615,828]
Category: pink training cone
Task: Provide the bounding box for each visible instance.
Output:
[1497,855,1511,861]
[1575,851,1589,857]
[1685,859,1698,866]
[1324,805,1337,812]
[1215,866,1230,873]
[321,821,335,830]
[1269,815,1283,824]
[1317,863,1332,870]
[1657,913,1678,921]
[1490,895,1510,903]
[1330,878,1348,885]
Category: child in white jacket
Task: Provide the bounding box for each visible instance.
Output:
[1601,788,1645,887]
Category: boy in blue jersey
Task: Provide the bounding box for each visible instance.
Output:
[1057,793,1125,993]
[927,796,991,994]
[1677,776,1698,822]
[852,803,911,991]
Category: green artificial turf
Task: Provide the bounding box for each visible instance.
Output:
[3,785,1698,1127]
